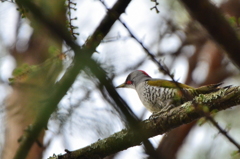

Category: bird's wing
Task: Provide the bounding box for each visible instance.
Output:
[147,79,194,89]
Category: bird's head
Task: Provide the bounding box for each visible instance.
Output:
[116,70,151,89]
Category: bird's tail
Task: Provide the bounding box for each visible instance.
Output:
[195,83,231,94]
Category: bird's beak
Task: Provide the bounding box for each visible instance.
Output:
[116,83,126,88]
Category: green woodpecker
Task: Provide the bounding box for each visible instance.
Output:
[116,70,221,112]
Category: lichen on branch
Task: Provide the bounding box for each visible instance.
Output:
[54,86,240,159]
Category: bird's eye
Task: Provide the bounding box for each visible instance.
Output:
[126,80,133,85]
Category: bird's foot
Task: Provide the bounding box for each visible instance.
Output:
[149,104,175,120]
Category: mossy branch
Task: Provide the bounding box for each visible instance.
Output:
[48,87,240,159]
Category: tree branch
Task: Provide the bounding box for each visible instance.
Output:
[180,0,240,69]
[13,0,133,159]
[50,86,240,159]
[100,0,240,155]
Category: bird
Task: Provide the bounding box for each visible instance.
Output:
[116,70,222,113]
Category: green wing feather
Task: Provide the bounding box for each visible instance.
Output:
[195,83,222,94]
[147,80,223,96]
[147,79,194,89]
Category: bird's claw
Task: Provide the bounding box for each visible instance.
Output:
[149,104,175,120]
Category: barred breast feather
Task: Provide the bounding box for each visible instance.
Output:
[116,70,223,113]
[135,81,197,112]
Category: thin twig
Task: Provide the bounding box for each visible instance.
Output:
[99,0,240,152]
[122,16,240,152]
[13,0,133,158]
[57,87,240,159]
[206,114,240,151]
[67,0,78,39]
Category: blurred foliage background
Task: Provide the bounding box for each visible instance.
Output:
[0,0,240,159]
